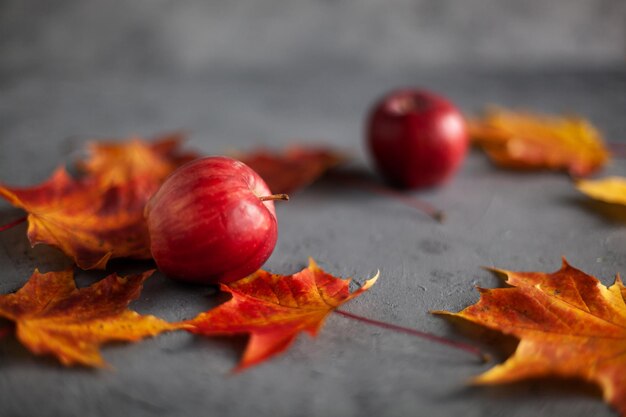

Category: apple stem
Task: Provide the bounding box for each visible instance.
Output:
[0,216,27,232]
[259,194,290,202]
[334,309,487,362]
[331,174,444,222]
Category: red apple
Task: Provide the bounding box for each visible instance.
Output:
[145,156,287,284]
[366,89,468,189]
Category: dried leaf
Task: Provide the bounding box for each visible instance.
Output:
[434,260,626,416]
[577,177,626,206]
[78,133,197,196]
[0,168,152,269]
[469,108,609,176]
[238,146,346,194]
[0,269,178,367]
[0,136,197,269]
[186,258,377,370]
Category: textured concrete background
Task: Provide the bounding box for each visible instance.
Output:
[0,1,625,416]
[1,0,625,75]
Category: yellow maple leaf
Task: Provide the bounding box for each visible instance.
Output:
[469,108,609,176]
[0,269,181,367]
[577,176,626,206]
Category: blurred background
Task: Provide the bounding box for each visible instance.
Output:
[0,0,624,176]
[2,0,624,74]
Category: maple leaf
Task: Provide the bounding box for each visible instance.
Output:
[0,135,197,269]
[0,268,178,367]
[577,177,626,207]
[434,260,626,416]
[0,168,152,269]
[469,108,609,176]
[186,258,378,370]
[77,132,198,198]
[237,146,346,194]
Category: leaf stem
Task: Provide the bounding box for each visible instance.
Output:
[334,309,486,362]
[259,194,290,202]
[0,216,27,232]
[331,174,444,222]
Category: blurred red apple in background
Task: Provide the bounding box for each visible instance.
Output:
[366,89,468,189]
[145,156,287,284]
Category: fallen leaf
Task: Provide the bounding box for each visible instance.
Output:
[577,177,626,206]
[0,268,178,367]
[78,132,197,197]
[434,259,626,416]
[469,108,609,176]
[237,146,346,194]
[0,168,152,269]
[0,135,197,268]
[186,258,378,370]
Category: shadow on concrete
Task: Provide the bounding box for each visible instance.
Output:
[562,196,626,225]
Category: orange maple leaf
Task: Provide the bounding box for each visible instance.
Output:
[237,146,346,194]
[0,168,152,269]
[0,268,178,367]
[577,177,626,207]
[0,135,197,269]
[434,260,626,416]
[186,258,378,370]
[469,108,609,176]
[78,132,197,196]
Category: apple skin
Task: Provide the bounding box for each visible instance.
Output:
[366,89,468,189]
[145,156,278,284]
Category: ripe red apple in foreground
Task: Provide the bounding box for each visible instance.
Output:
[366,89,468,189]
[145,156,287,284]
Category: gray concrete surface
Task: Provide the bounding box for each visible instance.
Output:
[0,66,625,417]
[1,1,626,416]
